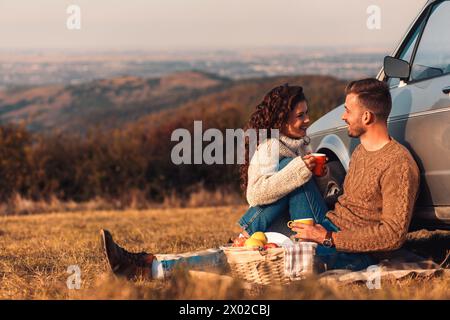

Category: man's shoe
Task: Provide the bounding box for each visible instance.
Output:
[100,229,154,279]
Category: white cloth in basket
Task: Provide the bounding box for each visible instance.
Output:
[284,242,318,280]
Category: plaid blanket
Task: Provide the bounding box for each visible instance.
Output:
[284,242,318,280]
[319,248,448,284]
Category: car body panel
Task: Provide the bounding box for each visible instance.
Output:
[314,133,351,171]
[388,74,450,206]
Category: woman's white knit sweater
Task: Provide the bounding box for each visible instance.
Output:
[246,134,313,207]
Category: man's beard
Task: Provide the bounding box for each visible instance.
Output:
[347,123,366,138]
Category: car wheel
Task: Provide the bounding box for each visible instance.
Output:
[314,160,346,209]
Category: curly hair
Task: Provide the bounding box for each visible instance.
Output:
[239,84,307,195]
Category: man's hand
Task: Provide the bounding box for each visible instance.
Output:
[292,223,328,244]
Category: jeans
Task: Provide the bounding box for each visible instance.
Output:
[237,157,377,271]
[154,248,228,279]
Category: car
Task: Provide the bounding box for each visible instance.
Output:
[308,0,450,230]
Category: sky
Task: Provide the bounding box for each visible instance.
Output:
[0,0,428,51]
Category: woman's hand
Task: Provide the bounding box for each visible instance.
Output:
[302,154,316,171]
[303,154,329,175]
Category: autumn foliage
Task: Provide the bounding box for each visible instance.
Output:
[0,75,346,212]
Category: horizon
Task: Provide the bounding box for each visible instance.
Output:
[0,45,391,61]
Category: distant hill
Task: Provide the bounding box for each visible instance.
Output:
[0,71,346,133]
[0,71,232,132]
[129,74,348,133]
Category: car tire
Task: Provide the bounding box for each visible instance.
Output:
[314,160,346,210]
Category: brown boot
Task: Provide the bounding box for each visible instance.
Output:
[100,229,155,280]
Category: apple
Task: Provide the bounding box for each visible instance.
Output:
[244,238,265,248]
[263,243,279,250]
[250,232,267,244]
[232,237,247,247]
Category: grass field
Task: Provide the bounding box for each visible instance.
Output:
[0,206,449,300]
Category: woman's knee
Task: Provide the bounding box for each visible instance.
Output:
[237,197,289,234]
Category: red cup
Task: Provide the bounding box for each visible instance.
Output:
[311,153,327,177]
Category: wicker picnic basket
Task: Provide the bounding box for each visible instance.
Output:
[220,245,290,285]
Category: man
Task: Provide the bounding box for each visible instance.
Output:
[101,78,420,279]
[293,78,420,253]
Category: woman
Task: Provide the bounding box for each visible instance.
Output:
[238,84,329,237]
[101,84,374,280]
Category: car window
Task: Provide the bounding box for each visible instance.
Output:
[411,1,450,82]
[387,13,426,87]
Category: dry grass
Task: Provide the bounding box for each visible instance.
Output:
[0,187,245,215]
[0,205,449,300]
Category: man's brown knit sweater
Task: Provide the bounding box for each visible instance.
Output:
[327,138,420,253]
